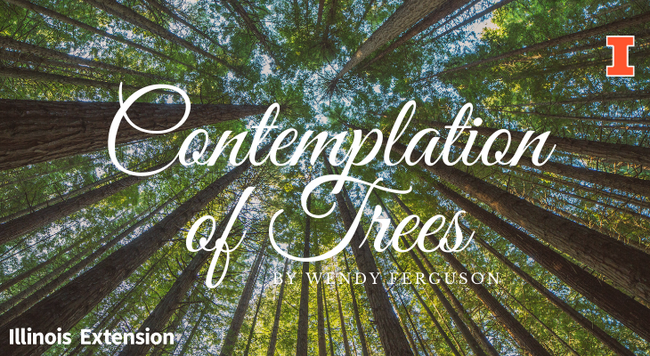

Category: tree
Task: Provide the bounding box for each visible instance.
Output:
[0,100,266,170]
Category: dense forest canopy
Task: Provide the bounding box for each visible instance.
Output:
[0,0,649,355]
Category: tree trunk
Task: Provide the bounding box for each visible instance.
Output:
[342,249,370,356]
[0,195,176,325]
[427,0,517,43]
[387,288,419,355]
[420,118,650,168]
[387,137,650,305]
[489,90,650,108]
[4,0,195,70]
[150,293,195,356]
[295,196,311,356]
[177,307,207,355]
[426,11,650,79]
[223,0,275,60]
[242,264,270,356]
[120,205,258,356]
[0,172,120,224]
[378,192,495,356]
[219,244,268,356]
[143,0,230,53]
[394,195,551,356]
[323,282,336,356]
[334,276,352,356]
[266,256,291,356]
[0,36,174,82]
[83,0,236,71]
[323,159,414,356]
[477,237,634,356]
[0,211,110,292]
[0,161,167,244]
[496,110,650,125]
[431,180,650,342]
[499,285,580,356]
[362,0,471,69]
[316,261,328,356]
[396,255,464,356]
[0,99,266,171]
[396,288,431,356]
[328,0,444,91]
[316,0,325,28]
[0,154,259,356]
[0,66,144,93]
[480,125,650,167]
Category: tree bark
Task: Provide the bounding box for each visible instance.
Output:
[0,36,174,82]
[295,196,311,356]
[219,244,267,356]
[378,192,496,356]
[334,276,352,356]
[496,109,650,125]
[119,204,257,356]
[0,99,266,171]
[393,254,464,356]
[4,0,195,70]
[316,261,328,356]
[477,237,634,356]
[0,66,145,94]
[223,0,276,60]
[0,153,260,356]
[362,0,471,69]
[385,135,650,304]
[342,249,370,356]
[143,0,231,53]
[431,180,650,342]
[83,0,237,72]
[0,161,166,244]
[266,257,291,356]
[323,159,414,355]
[427,0,517,43]
[0,195,176,325]
[242,264,270,356]
[394,195,551,356]
[322,282,336,356]
[329,0,444,91]
[425,11,650,79]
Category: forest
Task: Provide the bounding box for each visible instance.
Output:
[0,0,649,355]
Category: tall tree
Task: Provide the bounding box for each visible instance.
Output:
[324,159,414,355]
[0,153,262,355]
[328,0,445,91]
[295,195,312,356]
[0,99,266,171]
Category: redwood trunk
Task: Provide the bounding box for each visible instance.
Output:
[363,0,471,69]
[342,250,370,356]
[427,11,650,79]
[0,155,258,356]
[477,237,634,356]
[295,196,311,356]
[394,195,551,356]
[219,244,267,356]
[324,160,414,355]
[432,181,650,342]
[316,261,327,356]
[266,257,291,356]
[120,206,260,356]
[4,0,193,69]
[0,99,266,170]
[329,0,444,89]
[387,138,650,305]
